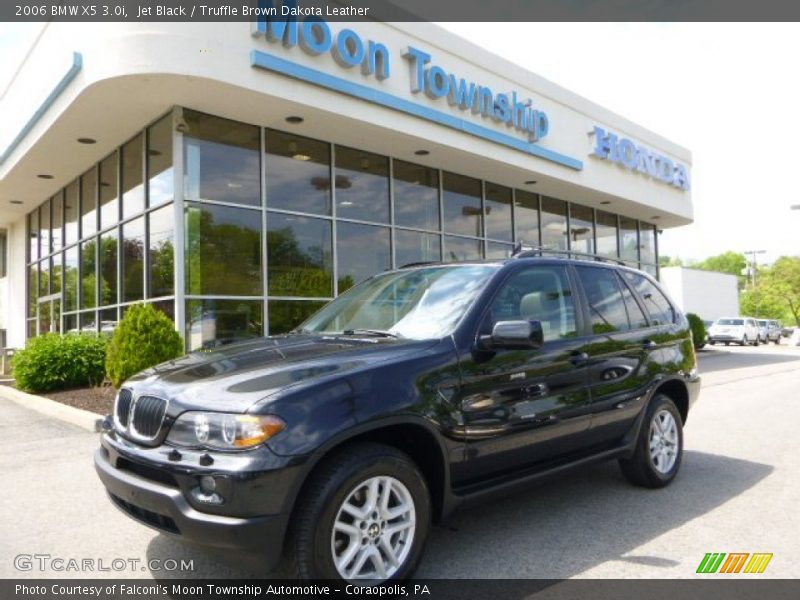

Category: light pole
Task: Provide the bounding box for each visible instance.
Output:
[742,249,766,288]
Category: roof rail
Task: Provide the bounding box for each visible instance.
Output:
[397,261,439,269]
[511,243,627,266]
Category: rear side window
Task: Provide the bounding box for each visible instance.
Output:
[575,266,630,334]
[621,271,675,326]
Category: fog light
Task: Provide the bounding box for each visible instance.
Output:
[200,475,216,493]
[191,486,223,505]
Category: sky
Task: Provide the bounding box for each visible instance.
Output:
[440,22,800,266]
[2,22,799,266]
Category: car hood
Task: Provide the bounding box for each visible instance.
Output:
[125,335,438,413]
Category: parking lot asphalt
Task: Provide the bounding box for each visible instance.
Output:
[2,344,799,580]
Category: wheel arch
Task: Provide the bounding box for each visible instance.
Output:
[653,378,690,424]
[283,417,453,533]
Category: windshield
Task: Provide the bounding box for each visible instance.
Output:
[298,265,498,340]
[716,319,744,326]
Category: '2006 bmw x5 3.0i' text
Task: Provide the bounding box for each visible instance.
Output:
[95,251,700,582]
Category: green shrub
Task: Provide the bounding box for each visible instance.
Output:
[12,333,108,393]
[686,313,707,350]
[106,303,184,388]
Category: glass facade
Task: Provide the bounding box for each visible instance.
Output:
[24,107,660,348]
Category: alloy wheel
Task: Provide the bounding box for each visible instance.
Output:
[649,409,679,474]
[330,475,416,581]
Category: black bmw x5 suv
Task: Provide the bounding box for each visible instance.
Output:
[95,254,700,582]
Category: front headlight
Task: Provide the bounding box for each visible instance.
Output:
[166,412,285,450]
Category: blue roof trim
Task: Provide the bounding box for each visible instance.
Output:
[0,52,83,166]
[250,50,583,171]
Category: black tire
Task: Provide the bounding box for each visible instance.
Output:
[775,337,781,345]
[709,340,716,346]
[619,394,684,488]
[754,337,760,347]
[741,335,748,346]
[724,341,729,346]
[284,443,431,582]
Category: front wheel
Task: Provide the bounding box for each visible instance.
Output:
[754,337,760,346]
[775,337,781,345]
[741,335,748,346]
[619,394,684,488]
[285,443,431,582]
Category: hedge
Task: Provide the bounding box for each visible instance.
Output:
[12,333,108,393]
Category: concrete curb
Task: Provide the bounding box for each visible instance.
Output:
[0,385,104,433]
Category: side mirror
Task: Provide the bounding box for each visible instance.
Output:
[480,320,544,350]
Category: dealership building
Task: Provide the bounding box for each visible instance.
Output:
[0,19,693,351]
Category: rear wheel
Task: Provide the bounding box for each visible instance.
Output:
[754,336,760,346]
[774,337,781,345]
[619,394,683,488]
[741,335,748,346]
[285,443,431,582]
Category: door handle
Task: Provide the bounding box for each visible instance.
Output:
[642,340,657,350]
[570,351,589,366]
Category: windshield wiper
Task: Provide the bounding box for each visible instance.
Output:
[342,329,403,339]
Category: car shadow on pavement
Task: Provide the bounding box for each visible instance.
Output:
[143,450,772,579]
[697,349,800,374]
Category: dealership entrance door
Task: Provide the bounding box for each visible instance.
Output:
[37,295,61,335]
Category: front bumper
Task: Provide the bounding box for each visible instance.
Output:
[709,334,741,342]
[94,434,305,570]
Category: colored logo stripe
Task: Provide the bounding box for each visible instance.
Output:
[744,553,773,574]
[720,553,749,573]
[696,552,772,574]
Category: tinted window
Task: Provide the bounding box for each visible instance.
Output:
[148,114,174,208]
[267,212,332,297]
[443,172,482,237]
[576,266,629,333]
[184,111,261,207]
[266,130,330,215]
[622,271,675,326]
[540,196,567,250]
[336,222,390,293]
[122,134,145,218]
[487,265,577,342]
[395,230,440,267]
[185,203,263,296]
[99,153,119,229]
[619,273,648,329]
[484,182,512,241]
[393,160,439,230]
[569,205,594,254]
[514,190,539,246]
[334,146,389,223]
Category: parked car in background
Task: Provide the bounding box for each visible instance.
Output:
[781,326,795,338]
[708,317,760,346]
[758,320,782,344]
[756,320,769,344]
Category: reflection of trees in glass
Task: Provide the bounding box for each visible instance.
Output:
[99,234,117,306]
[64,249,79,312]
[81,240,97,309]
[122,236,144,301]
[185,206,262,296]
[27,266,38,317]
[150,239,174,297]
[268,300,325,335]
[267,225,332,297]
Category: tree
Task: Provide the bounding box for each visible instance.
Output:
[695,251,747,289]
[767,257,800,325]
[659,255,684,267]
